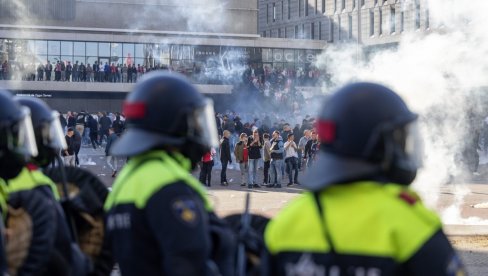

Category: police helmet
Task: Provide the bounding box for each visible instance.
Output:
[16,97,67,167]
[0,90,38,179]
[110,72,219,162]
[304,82,422,190]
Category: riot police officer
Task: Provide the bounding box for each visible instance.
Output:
[104,72,234,275]
[12,97,91,275]
[264,82,465,275]
[0,90,39,274]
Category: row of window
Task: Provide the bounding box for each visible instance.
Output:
[265,0,408,23]
[263,5,429,41]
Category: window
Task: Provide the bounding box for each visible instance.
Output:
[299,0,303,17]
[338,16,342,40]
[273,3,276,22]
[295,25,299,39]
[322,0,325,13]
[123,43,134,58]
[400,11,404,32]
[315,0,318,14]
[281,1,284,20]
[288,0,291,19]
[370,10,374,36]
[415,0,421,29]
[334,0,337,12]
[311,23,315,39]
[135,44,144,58]
[352,0,356,10]
[48,41,60,55]
[35,40,47,55]
[99,43,110,57]
[361,0,365,7]
[374,0,378,6]
[319,21,322,40]
[329,20,334,42]
[390,7,396,34]
[73,42,85,56]
[302,24,305,39]
[342,0,346,11]
[348,14,353,39]
[267,4,269,23]
[426,9,430,29]
[379,8,383,35]
[61,41,73,56]
[278,28,282,38]
[305,0,308,16]
[111,43,122,59]
[262,31,266,37]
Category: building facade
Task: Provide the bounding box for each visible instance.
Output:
[258,0,431,46]
[0,0,326,111]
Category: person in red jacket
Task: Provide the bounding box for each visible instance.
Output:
[199,148,216,187]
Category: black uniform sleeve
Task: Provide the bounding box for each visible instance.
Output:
[403,229,466,276]
[145,181,211,276]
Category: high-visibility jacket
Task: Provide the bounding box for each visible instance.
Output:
[104,150,215,276]
[265,181,465,275]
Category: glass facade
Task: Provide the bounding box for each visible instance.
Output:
[0,38,321,85]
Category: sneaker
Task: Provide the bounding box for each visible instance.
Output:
[240,183,246,187]
[287,183,293,187]
[253,184,261,188]
[294,181,300,185]
[112,170,117,178]
[248,185,253,189]
[265,184,275,188]
[274,184,282,188]
[221,181,228,186]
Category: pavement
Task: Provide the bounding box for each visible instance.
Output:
[78,146,488,275]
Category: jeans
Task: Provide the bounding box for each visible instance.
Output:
[248,158,259,184]
[199,160,214,186]
[239,162,248,184]
[270,159,283,185]
[106,155,118,172]
[297,150,303,170]
[221,160,229,183]
[263,160,270,184]
[286,157,299,184]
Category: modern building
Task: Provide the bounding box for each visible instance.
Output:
[0,0,326,111]
[258,0,431,47]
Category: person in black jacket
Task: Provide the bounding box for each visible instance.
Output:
[247,129,262,188]
[73,129,82,166]
[112,113,125,136]
[220,130,232,185]
[98,112,112,144]
[88,115,100,149]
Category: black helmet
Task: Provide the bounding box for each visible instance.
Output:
[0,90,38,179]
[304,82,422,190]
[110,72,219,163]
[16,97,67,167]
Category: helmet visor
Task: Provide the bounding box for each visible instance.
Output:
[13,107,39,158]
[190,99,219,149]
[46,111,67,150]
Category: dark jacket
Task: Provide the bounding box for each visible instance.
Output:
[88,116,98,134]
[112,117,125,135]
[73,131,82,154]
[67,116,76,128]
[63,135,75,156]
[99,116,112,131]
[247,136,262,159]
[220,137,232,162]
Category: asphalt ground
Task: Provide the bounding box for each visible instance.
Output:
[78,146,488,275]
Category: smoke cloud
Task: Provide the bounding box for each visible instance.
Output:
[315,0,488,224]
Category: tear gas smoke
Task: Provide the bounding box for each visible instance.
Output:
[315,0,488,224]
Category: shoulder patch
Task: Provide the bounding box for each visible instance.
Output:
[171,198,200,226]
[398,191,419,205]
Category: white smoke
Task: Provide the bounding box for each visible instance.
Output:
[315,0,488,224]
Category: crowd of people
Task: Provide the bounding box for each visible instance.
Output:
[198,111,320,189]
[60,110,125,177]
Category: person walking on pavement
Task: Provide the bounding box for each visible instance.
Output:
[104,72,235,276]
[105,127,118,177]
[267,130,284,188]
[284,133,299,186]
[199,148,216,187]
[220,130,232,186]
[264,82,466,275]
[247,129,262,188]
[234,133,249,188]
[262,133,272,186]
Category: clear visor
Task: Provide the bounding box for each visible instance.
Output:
[45,111,68,150]
[13,107,39,158]
[190,99,219,149]
[403,121,423,168]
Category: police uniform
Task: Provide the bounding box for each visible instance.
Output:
[265,182,464,275]
[105,72,229,275]
[104,151,213,275]
[5,166,79,275]
[264,83,465,275]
